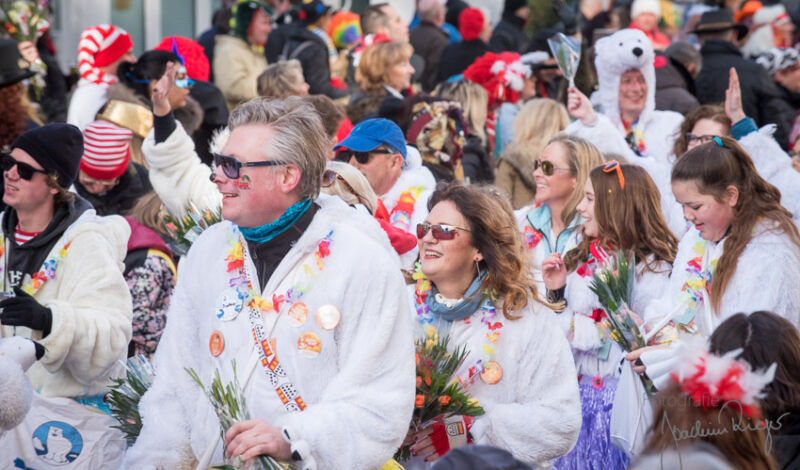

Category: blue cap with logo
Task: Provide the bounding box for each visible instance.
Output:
[333,118,407,159]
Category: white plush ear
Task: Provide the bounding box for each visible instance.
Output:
[0,357,33,433]
[0,336,39,372]
[209,127,231,156]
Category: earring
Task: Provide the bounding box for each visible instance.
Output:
[474,256,482,275]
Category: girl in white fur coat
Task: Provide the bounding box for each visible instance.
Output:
[406,182,581,468]
[542,164,676,469]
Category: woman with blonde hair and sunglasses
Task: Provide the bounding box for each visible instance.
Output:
[516,134,605,288]
[543,162,677,469]
[405,181,581,468]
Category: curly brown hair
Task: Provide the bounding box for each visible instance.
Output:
[0,83,39,149]
[564,164,677,273]
[428,181,549,319]
[672,136,800,312]
[671,105,731,158]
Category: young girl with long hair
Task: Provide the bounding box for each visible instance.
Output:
[543,163,677,469]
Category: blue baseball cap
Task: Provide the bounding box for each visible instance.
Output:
[333,118,407,159]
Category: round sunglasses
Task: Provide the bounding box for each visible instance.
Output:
[533,159,572,176]
[416,223,470,241]
[213,152,287,180]
[1,153,49,180]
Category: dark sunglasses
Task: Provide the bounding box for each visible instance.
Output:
[322,169,364,205]
[336,147,394,164]
[1,153,49,180]
[416,222,470,241]
[213,152,287,180]
[533,159,571,176]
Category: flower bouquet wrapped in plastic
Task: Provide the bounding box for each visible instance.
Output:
[186,363,298,470]
[164,202,222,256]
[0,0,49,94]
[395,327,484,460]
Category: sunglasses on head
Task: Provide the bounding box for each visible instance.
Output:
[533,159,571,176]
[213,152,287,180]
[322,169,365,205]
[336,147,395,164]
[416,222,470,241]
[1,153,49,180]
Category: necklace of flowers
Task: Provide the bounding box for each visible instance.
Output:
[0,232,71,295]
[623,119,646,157]
[225,227,334,314]
[389,186,424,234]
[412,262,503,387]
[677,236,718,326]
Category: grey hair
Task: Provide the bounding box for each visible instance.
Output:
[228,97,327,200]
[665,41,702,76]
[257,59,305,98]
[321,161,378,213]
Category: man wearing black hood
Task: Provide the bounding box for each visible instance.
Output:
[490,0,530,53]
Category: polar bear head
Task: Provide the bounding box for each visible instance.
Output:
[593,28,656,125]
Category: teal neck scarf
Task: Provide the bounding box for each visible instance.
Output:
[239,199,312,244]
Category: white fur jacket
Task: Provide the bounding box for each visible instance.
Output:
[0,211,132,398]
[123,195,416,470]
[559,255,671,378]
[406,290,581,468]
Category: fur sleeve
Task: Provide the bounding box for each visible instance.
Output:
[141,122,221,218]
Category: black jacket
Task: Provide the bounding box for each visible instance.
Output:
[74,162,152,216]
[655,58,699,115]
[772,411,800,470]
[489,16,528,54]
[189,80,229,166]
[283,25,347,99]
[409,21,449,92]
[1,197,92,288]
[462,134,494,184]
[695,40,795,148]
[437,39,490,83]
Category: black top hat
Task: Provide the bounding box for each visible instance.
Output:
[0,39,35,88]
[691,8,749,41]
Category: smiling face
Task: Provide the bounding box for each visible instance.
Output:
[534,141,577,206]
[3,148,57,213]
[418,200,480,288]
[577,178,599,238]
[214,124,298,227]
[618,69,647,120]
[672,179,737,241]
[247,7,273,46]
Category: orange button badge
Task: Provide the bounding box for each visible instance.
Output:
[480,360,503,385]
[209,330,225,357]
[297,332,321,358]
[287,302,309,327]
[315,304,341,330]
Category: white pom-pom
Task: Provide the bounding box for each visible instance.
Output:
[0,358,33,433]
[490,60,506,75]
[572,314,603,351]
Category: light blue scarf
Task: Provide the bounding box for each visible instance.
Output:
[424,273,487,322]
[239,199,312,244]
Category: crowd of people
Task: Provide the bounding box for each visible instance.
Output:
[1,0,800,468]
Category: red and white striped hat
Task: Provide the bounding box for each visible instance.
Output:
[78,24,134,87]
[80,120,133,180]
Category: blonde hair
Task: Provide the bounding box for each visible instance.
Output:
[548,134,605,227]
[131,191,170,238]
[229,97,327,200]
[513,99,569,147]
[321,161,378,213]
[257,60,306,98]
[356,42,413,92]
[434,80,488,145]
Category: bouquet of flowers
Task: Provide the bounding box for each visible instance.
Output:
[0,0,49,94]
[186,363,298,470]
[164,202,222,256]
[588,250,656,394]
[107,354,156,445]
[395,327,484,460]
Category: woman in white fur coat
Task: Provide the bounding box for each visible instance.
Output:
[406,182,581,468]
[542,164,676,469]
[629,136,800,391]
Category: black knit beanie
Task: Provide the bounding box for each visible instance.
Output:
[504,0,528,16]
[11,123,83,188]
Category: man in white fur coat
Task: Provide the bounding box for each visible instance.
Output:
[123,97,416,469]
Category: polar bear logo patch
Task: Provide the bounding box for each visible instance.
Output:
[32,421,82,465]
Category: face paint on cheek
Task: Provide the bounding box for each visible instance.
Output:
[233,174,252,190]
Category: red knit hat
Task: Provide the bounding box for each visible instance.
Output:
[459,8,485,41]
[80,120,133,180]
[78,24,133,86]
[154,36,210,82]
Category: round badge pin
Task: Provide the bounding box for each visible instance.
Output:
[215,288,244,321]
[209,330,225,357]
[297,332,321,358]
[315,304,341,330]
[480,360,503,385]
[287,302,309,327]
